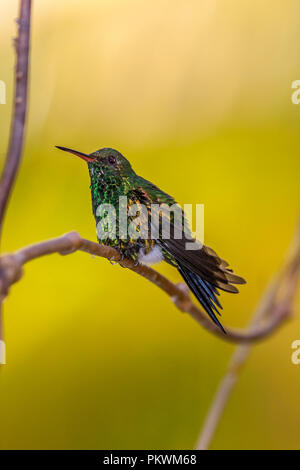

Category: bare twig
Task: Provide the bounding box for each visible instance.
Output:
[0,0,32,233]
[0,0,32,364]
[195,217,300,449]
[0,226,299,345]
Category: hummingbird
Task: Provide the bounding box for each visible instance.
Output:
[56,146,246,333]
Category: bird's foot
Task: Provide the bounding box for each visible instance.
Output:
[109,254,125,266]
[119,254,127,268]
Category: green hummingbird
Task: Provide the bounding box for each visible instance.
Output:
[56,146,246,333]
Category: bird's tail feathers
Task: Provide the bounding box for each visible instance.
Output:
[177,263,226,334]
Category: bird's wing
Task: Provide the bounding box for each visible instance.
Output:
[159,220,246,333]
[160,234,245,292]
[132,182,245,291]
[132,183,245,332]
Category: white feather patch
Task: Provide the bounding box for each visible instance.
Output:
[138,245,163,266]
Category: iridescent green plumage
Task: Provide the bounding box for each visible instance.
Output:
[86,148,176,262]
[57,145,246,333]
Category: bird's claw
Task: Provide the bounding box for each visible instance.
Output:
[110,254,125,266]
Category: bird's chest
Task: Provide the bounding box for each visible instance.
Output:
[91,185,147,260]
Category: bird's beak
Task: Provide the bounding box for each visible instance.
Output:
[55,146,96,162]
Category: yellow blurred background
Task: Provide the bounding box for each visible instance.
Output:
[0,0,300,449]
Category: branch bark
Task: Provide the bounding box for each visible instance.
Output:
[0,224,299,345]
[195,216,300,449]
[0,0,32,363]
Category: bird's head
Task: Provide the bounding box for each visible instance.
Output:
[56,146,134,180]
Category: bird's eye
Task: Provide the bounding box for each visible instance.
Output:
[108,155,116,165]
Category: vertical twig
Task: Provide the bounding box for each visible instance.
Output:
[195,217,300,449]
[195,280,278,450]
[0,0,32,364]
[0,0,32,232]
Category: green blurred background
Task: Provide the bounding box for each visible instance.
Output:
[0,0,300,450]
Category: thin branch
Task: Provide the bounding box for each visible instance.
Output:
[0,0,32,364]
[0,0,32,233]
[0,224,299,344]
[195,280,278,450]
[195,216,300,449]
